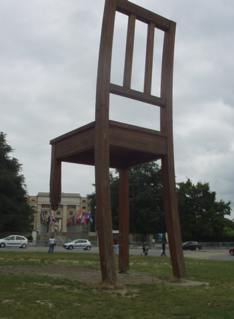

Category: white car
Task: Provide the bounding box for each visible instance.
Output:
[63,239,92,250]
[0,235,28,248]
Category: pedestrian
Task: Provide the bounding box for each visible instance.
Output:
[48,235,56,253]
[142,242,149,256]
[161,234,167,256]
[113,238,119,255]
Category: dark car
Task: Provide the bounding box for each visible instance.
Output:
[182,241,202,251]
[229,248,234,256]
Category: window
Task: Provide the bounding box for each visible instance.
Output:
[16,236,24,240]
[6,236,14,240]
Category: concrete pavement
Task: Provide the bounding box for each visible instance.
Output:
[1,245,234,261]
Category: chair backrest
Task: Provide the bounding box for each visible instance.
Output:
[95,0,176,136]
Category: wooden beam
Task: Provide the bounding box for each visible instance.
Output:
[123,14,135,88]
[160,21,176,131]
[109,122,167,155]
[144,23,155,95]
[95,0,117,286]
[162,156,185,279]
[116,0,171,31]
[160,22,185,279]
[51,129,95,160]
[50,145,61,210]
[110,83,163,107]
[118,169,129,273]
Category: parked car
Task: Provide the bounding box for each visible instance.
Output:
[182,241,202,251]
[0,235,28,248]
[63,239,92,250]
[229,247,234,256]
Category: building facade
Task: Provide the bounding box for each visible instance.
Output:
[29,192,91,237]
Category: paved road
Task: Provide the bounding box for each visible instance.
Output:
[182,248,234,261]
[1,245,234,261]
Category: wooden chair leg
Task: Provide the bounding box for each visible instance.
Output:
[118,169,129,273]
[95,148,117,285]
[162,156,185,279]
[50,145,61,210]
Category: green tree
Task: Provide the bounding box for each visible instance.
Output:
[0,132,33,233]
[88,162,164,236]
[89,166,232,242]
[128,162,164,235]
[177,179,231,241]
[222,218,234,240]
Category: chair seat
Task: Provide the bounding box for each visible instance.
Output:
[50,120,167,169]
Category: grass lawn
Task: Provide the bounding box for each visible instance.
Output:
[0,251,234,318]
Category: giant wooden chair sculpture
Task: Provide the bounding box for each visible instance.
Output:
[50,0,185,285]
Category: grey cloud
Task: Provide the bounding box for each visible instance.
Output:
[0,0,233,214]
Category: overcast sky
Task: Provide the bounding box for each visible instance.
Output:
[0,0,233,215]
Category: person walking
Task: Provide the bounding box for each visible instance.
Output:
[161,233,167,256]
[142,242,149,256]
[48,235,56,253]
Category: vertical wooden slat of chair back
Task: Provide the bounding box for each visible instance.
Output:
[123,14,136,89]
[144,22,155,95]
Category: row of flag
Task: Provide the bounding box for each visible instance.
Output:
[40,209,93,226]
[67,210,92,226]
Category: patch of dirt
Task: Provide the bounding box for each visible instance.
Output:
[0,265,208,288]
[0,265,159,285]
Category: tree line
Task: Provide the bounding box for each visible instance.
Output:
[89,162,234,242]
